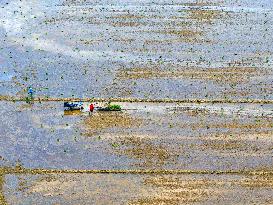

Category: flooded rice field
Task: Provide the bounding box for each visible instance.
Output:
[0,0,273,204]
[0,101,272,204]
[0,0,272,99]
[0,101,272,170]
[2,173,273,204]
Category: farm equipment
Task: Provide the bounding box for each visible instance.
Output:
[64,102,84,110]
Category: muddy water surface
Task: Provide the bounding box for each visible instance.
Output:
[0,0,272,99]
[0,101,272,170]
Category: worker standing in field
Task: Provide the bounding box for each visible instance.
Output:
[28,86,33,98]
[27,86,34,103]
[89,103,94,115]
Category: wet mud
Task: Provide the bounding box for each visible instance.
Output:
[1,171,273,205]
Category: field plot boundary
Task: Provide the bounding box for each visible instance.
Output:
[2,168,273,176]
[0,96,272,104]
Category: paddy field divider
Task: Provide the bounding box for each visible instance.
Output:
[0,96,272,104]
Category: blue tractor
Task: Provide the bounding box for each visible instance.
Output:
[64,102,84,110]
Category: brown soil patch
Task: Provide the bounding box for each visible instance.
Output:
[130,176,211,205]
[177,119,273,137]
[151,29,203,43]
[110,21,144,27]
[83,112,142,136]
[111,14,144,19]
[144,177,217,189]
[162,29,202,37]
[117,67,260,84]
[187,10,224,23]
[64,110,82,116]
[183,1,219,7]
[0,174,7,205]
[179,119,273,130]
[201,139,248,151]
[112,136,176,167]
[239,175,273,188]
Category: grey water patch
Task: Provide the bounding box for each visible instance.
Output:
[0,0,63,36]
[0,70,15,82]
[167,103,273,118]
[196,6,273,13]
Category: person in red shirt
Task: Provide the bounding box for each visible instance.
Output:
[89,103,94,115]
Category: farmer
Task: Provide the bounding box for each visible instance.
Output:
[28,86,34,99]
[89,103,94,115]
